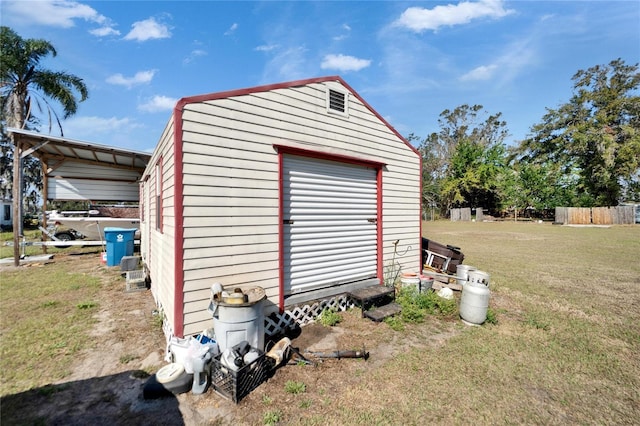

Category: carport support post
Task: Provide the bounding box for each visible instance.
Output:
[12,134,22,266]
[41,159,48,254]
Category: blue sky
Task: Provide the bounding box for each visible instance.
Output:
[2,0,639,152]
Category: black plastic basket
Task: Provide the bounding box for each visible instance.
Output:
[210,350,270,403]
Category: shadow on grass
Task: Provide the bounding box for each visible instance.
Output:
[1,371,185,426]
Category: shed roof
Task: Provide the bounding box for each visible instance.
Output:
[173,75,418,156]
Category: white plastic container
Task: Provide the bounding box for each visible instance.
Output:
[212,287,266,352]
[400,273,420,291]
[459,281,491,325]
[190,355,210,394]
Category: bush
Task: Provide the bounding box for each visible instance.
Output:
[318,308,341,327]
[394,287,458,324]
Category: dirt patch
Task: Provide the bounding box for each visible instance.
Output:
[1,250,461,425]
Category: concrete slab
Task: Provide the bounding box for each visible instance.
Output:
[0,254,54,265]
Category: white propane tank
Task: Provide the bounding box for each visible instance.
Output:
[467,270,490,287]
[459,281,491,325]
[456,264,477,286]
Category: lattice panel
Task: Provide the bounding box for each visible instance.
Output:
[264,295,353,336]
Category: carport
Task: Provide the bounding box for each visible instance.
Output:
[7,128,151,265]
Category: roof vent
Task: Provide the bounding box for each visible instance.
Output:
[327,88,348,116]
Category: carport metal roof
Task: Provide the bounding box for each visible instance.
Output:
[8,128,151,172]
[6,128,153,265]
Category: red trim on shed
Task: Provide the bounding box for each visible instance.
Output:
[173,104,186,337]
[178,76,418,159]
[376,167,384,281]
[273,144,386,169]
[275,144,385,311]
[165,76,422,335]
[277,154,285,311]
[418,155,423,272]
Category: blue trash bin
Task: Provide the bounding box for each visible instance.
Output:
[104,227,136,267]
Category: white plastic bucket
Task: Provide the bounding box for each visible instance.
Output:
[456,264,477,286]
[400,273,420,291]
[419,275,434,293]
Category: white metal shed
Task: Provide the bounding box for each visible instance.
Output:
[140,76,422,338]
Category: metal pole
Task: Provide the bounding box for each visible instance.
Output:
[12,135,21,266]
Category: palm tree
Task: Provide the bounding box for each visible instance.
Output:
[0,26,89,265]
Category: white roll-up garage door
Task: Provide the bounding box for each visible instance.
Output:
[283,154,378,296]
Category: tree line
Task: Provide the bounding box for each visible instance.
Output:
[1,26,88,217]
[1,26,639,223]
[413,59,640,219]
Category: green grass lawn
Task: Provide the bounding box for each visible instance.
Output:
[1,222,638,424]
[0,229,101,261]
[301,221,640,424]
[0,261,102,396]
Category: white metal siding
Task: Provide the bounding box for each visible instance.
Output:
[146,79,421,337]
[283,155,378,295]
[47,162,141,201]
[141,119,177,334]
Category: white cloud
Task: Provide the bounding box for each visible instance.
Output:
[224,23,238,36]
[459,36,537,84]
[255,44,279,52]
[333,23,352,41]
[3,0,107,28]
[183,49,208,65]
[63,116,142,137]
[2,0,121,37]
[106,70,156,89]
[321,54,371,72]
[89,26,120,37]
[124,17,171,41]
[393,0,514,33]
[261,46,310,82]
[460,64,499,81]
[138,95,177,113]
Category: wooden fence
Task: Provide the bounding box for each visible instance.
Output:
[555,206,636,225]
[450,208,472,221]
